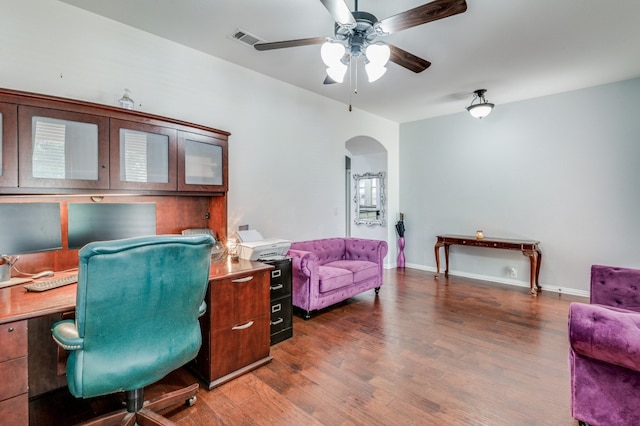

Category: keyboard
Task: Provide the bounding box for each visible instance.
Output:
[24,274,78,292]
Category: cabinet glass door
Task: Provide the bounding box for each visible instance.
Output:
[18,106,109,189]
[178,131,227,192]
[0,102,18,188]
[110,119,177,191]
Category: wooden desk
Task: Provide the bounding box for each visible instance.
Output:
[434,234,542,295]
[0,259,272,424]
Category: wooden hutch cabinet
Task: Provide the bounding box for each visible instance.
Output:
[0,102,18,188]
[0,87,228,196]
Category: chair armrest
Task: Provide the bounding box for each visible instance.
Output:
[569,302,640,372]
[52,319,84,350]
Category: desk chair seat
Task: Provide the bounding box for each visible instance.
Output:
[52,235,213,425]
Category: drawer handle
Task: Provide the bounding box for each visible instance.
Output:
[271,270,281,278]
[272,303,282,313]
[232,276,254,283]
[232,321,254,330]
[270,284,283,291]
[271,318,284,326]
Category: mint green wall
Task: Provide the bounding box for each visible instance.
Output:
[400,78,640,295]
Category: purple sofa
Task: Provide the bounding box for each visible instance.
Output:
[287,238,388,319]
[568,264,640,426]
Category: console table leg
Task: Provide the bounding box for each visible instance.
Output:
[434,242,443,277]
[535,248,542,290]
[444,244,450,277]
[523,249,539,295]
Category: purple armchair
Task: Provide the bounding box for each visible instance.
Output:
[568,265,640,426]
[287,238,388,319]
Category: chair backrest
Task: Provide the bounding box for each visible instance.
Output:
[69,234,213,398]
[590,264,640,312]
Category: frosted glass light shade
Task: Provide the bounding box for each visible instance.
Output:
[365,63,387,82]
[366,43,390,66]
[466,103,494,119]
[321,42,345,67]
[326,63,348,83]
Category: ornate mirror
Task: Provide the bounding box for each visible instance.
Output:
[353,172,385,226]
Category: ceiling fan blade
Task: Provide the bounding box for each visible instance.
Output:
[323,75,337,85]
[378,0,467,34]
[389,45,431,73]
[254,37,328,51]
[319,0,356,27]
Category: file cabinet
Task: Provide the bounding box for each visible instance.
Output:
[263,258,293,345]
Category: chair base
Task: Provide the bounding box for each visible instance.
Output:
[79,383,199,426]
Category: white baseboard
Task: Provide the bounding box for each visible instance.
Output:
[400,263,589,298]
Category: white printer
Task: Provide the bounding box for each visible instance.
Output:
[236,229,291,261]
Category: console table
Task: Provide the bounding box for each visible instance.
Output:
[434,234,542,295]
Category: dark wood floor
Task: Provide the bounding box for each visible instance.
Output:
[31,268,587,425]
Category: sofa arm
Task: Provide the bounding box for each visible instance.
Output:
[590,265,640,312]
[287,249,319,278]
[569,302,640,372]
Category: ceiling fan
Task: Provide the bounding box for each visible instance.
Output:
[254,0,468,83]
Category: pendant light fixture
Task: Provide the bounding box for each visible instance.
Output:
[466,89,494,119]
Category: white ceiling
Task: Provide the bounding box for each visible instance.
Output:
[59,0,640,123]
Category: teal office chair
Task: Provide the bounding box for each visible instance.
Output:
[52,234,213,425]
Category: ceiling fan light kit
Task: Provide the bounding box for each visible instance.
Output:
[254,0,468,87]
[466,89,494,119]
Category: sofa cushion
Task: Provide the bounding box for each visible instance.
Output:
[318,265,353,293]
[325,260,378,283]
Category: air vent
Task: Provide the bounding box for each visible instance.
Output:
[229,29,263,47]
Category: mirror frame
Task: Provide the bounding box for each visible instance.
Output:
[353,171,386,226]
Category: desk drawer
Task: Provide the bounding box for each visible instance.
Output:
[0,321,27,362]
[0,356,28,401]
[0,393,28,426]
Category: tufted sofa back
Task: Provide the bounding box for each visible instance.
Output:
[290,238,346,265]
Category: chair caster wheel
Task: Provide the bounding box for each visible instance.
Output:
[186,395,197,407]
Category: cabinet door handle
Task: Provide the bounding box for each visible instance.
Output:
[231,276,253,283]
[232,321,254,330]
[270,318,283,326]
[270,284,283,291]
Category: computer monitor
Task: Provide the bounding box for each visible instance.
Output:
[67,202,157,250]
[0,202,63,256]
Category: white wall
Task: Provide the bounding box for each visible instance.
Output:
[400,78,640,295]
[0,0,399,263]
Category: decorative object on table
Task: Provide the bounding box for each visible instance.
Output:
[227,238,239,261]
[476,230,484,240]
[118,88,135,110]
[396,213,406,268]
